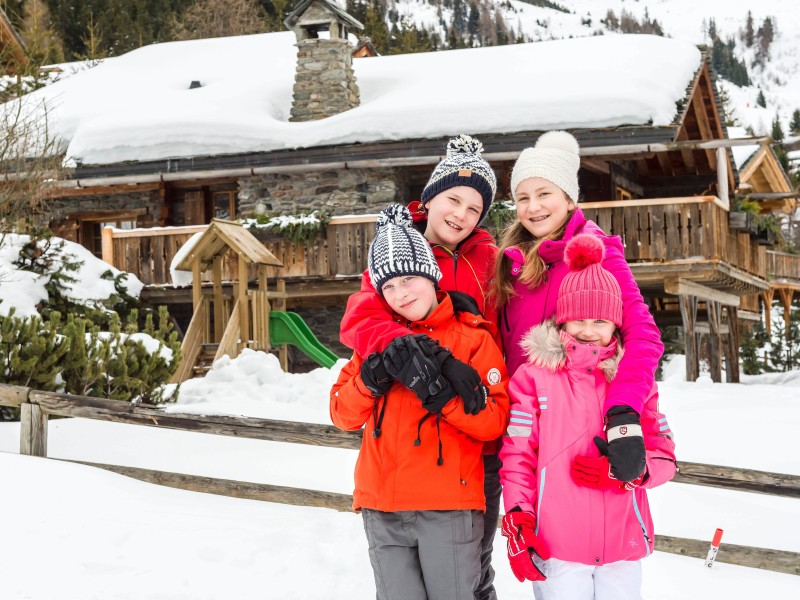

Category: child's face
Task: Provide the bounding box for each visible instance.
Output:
[514,177,575,238]
[381,275,438,322]
[563,319,616,347]
[423,186,483,250]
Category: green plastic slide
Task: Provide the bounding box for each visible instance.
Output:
[268,311,339,369]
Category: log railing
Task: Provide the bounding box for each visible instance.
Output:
[1,383,798,575]
[581,196,767,278]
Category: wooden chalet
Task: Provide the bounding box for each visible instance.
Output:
[16,9,797,377]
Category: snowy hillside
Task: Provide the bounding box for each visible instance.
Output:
[389,0,800,135]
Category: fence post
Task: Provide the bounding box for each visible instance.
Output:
[20,402,47,457]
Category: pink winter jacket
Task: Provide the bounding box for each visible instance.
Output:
[499,207,663,415]
[499,321,677,566]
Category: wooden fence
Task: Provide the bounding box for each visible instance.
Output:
[101,215,378,286]
[1,383,798,575]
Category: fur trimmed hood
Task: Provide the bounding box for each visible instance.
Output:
[518,320,623,381]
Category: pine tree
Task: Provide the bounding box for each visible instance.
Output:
[771,115,785,143]
[744,10,754,47]
[171,0,267,41]
[757,89,766,108]
[790,109,800,135]
[21,0,65,65]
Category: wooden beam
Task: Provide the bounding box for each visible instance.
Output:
[679,295,699,382]
[45,184,160,199]
[676,460,800,498]
[655,535,800,576]
[707,300,722,382]
[726,306,741,383]
[665,278,741,307]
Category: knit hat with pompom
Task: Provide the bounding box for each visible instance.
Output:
[420,134,497,224]
[556,234,622,327]
[368,204,442,293]
[510,130,581,202]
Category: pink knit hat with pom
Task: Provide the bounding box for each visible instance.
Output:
[556,234,622,327]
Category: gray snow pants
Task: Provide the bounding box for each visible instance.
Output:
[475,453,502,600]
[362,508,484,600]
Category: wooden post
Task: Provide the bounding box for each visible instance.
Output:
[762,288,775,337]
[277,280,288,372]
[778,289,794,341]
[213,256,224,343]
[679,295,699,382]
[707,301,722,383]
[20,402,47,457]
[726,306,741,383]
[259,265,271,351]
[101,226,115,266]
[192,260,202,312]
[238,254,249,353]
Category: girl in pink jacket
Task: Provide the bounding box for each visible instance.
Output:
[492,130,664,484]
[498,234,677,600]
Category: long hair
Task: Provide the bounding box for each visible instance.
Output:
[490,210,575,308]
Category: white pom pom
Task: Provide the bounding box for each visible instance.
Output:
[534,130,579,156]
[376,204,412,231]
[447,134,483,157]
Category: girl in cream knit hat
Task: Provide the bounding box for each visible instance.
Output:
[492,130,664,500]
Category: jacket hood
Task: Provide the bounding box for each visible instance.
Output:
[519,320,623,381]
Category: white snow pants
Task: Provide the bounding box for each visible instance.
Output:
[531,556,642,600]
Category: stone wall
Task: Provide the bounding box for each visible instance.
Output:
[238,167,409,216]
[46,190,160,223]
[290,38,360,122]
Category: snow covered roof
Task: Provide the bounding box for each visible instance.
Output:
[17,32,702,167]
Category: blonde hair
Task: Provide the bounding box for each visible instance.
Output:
[491,210,575,308]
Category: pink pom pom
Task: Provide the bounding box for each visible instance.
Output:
[564,234,604,271]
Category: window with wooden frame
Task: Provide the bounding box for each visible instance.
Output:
[213,190,238,220]
[68,210,145,257]
[615,186,633,201]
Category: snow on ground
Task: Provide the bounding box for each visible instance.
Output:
[1,352,799,598]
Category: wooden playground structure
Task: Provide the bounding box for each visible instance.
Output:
[168,219,338,383]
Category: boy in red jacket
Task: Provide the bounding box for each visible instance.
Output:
[339,134,504,600]
[331,205,509,600]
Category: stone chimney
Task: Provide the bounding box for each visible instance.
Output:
[284,0,364,122]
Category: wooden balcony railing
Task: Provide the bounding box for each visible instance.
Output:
[101,215,378,287]
[101,197,785,290]
[581,196,767,278]
[766,250,800,284]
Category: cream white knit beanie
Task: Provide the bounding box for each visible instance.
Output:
[510,130,581,202]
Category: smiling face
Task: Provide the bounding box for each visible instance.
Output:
[423,186,484,250]
[514,177,575,239]
[563,319,616,347]
[381,275,438,322]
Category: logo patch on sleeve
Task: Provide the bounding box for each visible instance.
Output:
[486,368,501,385]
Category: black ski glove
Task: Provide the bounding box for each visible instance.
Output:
[360,352,394,397]
[421,342,488,416]
[382,335,448,401]
[594,405,646,482]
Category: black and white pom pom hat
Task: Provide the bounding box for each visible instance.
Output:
[420,134,497,223]
[368,205,443,293]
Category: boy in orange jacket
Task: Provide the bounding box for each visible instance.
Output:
[330,205,510,600]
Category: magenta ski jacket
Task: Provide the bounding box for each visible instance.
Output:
[499,321,677,565]
[499,207,663,415]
